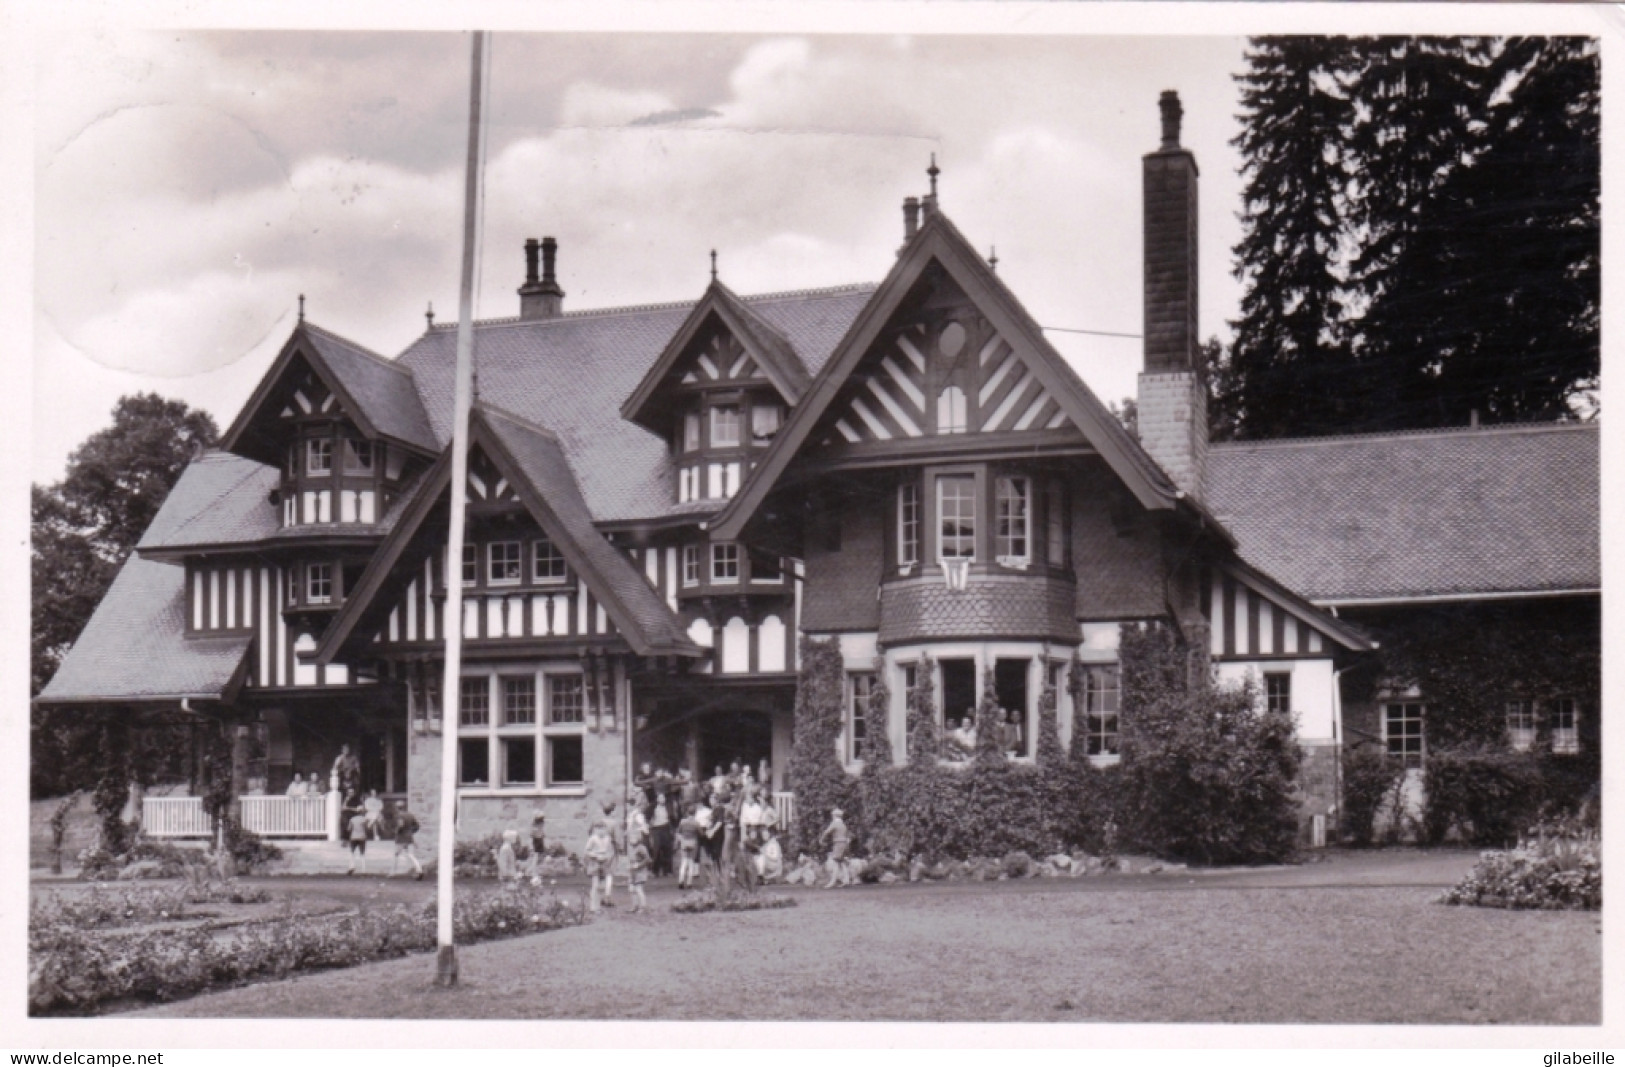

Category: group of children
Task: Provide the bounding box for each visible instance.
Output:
[343,796,422,879]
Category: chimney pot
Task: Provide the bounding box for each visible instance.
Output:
[1159,90,1183,150]
[903,197,920,240]
[518,235,565,320]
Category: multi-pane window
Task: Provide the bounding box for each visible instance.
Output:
[938,386,968,434]
[1384,703,1426,766]
[682,412,702,453]
[461,545,478,586]
[1046,481,1066,565]
[847,672,876,763]
[1081,665,1120,757]
[1265,673,1292,716]
[458,738,489,786]
[502,676,536,726]
[751,404,782,443]
[710,405,741,447]
[488,541,523,585]
[683,545,701,586]
[547,736,584,786]
[899,481,920,567]
[533,539,568,584]
[995,476,1030,563]
[1506,700,1537,752]
[459,676,489,726]
[306,437,333,476]
[1550,698,1580,755]
[306,563,333,605]
[712,543,741,583]
[938,474,977,560]
[502,737,536,786]
[343,438,374,473]
[548,675,585,725]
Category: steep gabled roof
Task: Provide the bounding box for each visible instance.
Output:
[398,285,874,524]
[1206,421,1600,604]
[314,404,699,663]
[35,556,252,705]
[220,321,438,465]
[1215,554,1376,652]
[712,209,1186,542]
[621,280,813,433]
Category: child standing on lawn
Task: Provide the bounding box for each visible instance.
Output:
[819,807,852,888]
[675,804,700,889]
[345,807,370,875]
[496,829,520,884]
[391,805,423,879]
[584,819,615,913]
[628,832,651,913]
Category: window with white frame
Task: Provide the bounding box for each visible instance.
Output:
[1265,672,1292,716]
[1081,664,1120,757]
[533,538,568,584]
[682,412,702,453]
[458,673,587,789]
[306,437,332,476]
[548,675,585,725]
[546,674,586,785]
[1550,698,1580,755]
[995,476,1030,565]
[898,480,920,568]
[502,675,536,725]
[306,562,333,605]
[1506,699,1537,752]
[461,544,478,586]
[343,437,374,473]
[710,405,741,448]
[683,545,701,586]
[488,541,523,586]
[937,474,977,560]
[711,543,740,583]
[1384,702,1426,766]
[847,671,876,763]
[459,677,489,727]
[499,676,537,786]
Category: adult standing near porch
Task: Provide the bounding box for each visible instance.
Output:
[333,745,360,799]
[650,791,673,877]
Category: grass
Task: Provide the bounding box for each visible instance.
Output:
[123,866,1600,1024]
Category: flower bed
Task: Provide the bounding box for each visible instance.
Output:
[1440,819,1600,911]
[29,881,587,1015]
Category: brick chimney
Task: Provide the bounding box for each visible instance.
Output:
[518,236,565,320]
[1137,91,1207,501]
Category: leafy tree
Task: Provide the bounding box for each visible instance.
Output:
[31,393,218,796]
[860,656,894,767]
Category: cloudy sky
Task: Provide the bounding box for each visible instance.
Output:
[30,29,1259,483]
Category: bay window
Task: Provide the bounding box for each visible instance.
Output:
[712,543,741,583]
[306,437,332,476]
[898,481,921,568]
[306,562,333,605]
[1046,481,1066,565]
[532,538,568,584]
[682,412,702,453]
[683,545,701,586]
[751,403,782,443]
[343,437,373,473]
[937,474,977,561]
[488,541,523,586]
[996,476,1030,565]
[711,405,741,448]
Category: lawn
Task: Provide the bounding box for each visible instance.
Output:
[125,858,1600,1025]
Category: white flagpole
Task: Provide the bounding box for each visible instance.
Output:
[436,28,489,988]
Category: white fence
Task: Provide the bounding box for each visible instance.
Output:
[143,796,213,838]
[241,795,329,837]
[144,794,339,840]
[773,791,796,831]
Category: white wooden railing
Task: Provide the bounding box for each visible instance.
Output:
[241,795,329,837]
[773,791,796,831]
[143,797,212,838]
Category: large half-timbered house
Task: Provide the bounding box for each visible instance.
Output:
[38,93,1598,851]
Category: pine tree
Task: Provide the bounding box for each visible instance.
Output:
[972,664,1007,767]
[1223,36,1360,439]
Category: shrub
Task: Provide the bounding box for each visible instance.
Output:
[1440,817,1600,910]
[1422,746,1543,846]
[671,887,798,914]
[1000,850,1035,878]
[77,834,205,882]
[905,652,940,766]
[787,636,852,856]
[1340,745,1403,846]
[1116,622,1300,865]
[215,818,282,874]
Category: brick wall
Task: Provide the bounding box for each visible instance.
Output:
[1142,148,1198,376]
[878,571,1076,646]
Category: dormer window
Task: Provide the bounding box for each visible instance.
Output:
[711,543,741,584]
[682,413,702,453]
[711,405,741,448]
[307,438,333,476]
[751,404,782,443]
[307,563,333,605]
[343,438,374,473]
[488,541,523,586]
[533,539,568,584]
[938,387,968,434]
